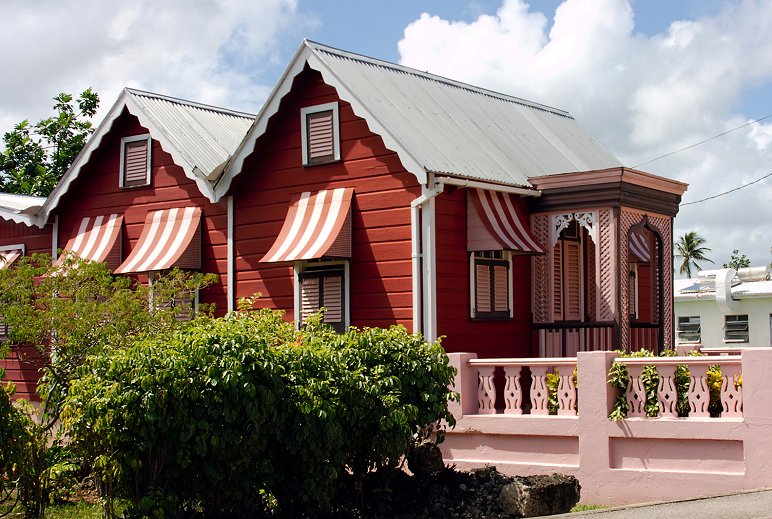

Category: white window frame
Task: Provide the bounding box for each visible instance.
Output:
[119,134,152,188]
[294,260,350,331]
[676,315,701,344]
[300,102,340,166]
[724,314,749,343]
[469,250,513,320]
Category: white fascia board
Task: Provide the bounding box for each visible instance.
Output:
[41,89,133,223]
[123,95,217,202]
[214,42,312,201]
[0,209,38,227]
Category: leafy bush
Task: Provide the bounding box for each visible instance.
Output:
[63,309,457,517]
[608,349,725,420]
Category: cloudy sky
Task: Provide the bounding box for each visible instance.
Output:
[1,0,770,272]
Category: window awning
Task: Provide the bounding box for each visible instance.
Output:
[0,249,22,270]
[55,214,123,269]
[467,189,543,253]
[630,231,651,263]
[114,207,202,274]
[261,188,354,263]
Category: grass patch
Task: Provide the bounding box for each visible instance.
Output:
[571,503,608,512]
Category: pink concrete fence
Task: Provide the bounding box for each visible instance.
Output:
[442,349,772,506]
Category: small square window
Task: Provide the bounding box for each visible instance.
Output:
[120,134,151,188]
[470,251,511,320]
[677,316,701,343]
[724,314,749,343]
[300,102,340,166]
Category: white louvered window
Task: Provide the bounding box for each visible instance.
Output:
[297,262,347,333]
[300,102,340,166]
[677,316,701,344]
[470,251,512,320]
[120,134,151,188]
[724,315,749,343]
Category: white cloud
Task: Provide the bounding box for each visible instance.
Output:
[399,0,772,269]
[0,0,311,127]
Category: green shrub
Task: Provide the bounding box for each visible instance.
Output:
[63,309,457,517]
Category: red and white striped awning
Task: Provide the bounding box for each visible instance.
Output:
[115,207,202,274]
[261,188,354,263]
[468,189,543,253]
[0,249,22,269]
[55,214,123,267]
[629,231,651,263]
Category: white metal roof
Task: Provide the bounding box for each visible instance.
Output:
[0,193,46,226]
[41,88,255,222]
[217,40,621,198]
[675,277,772,300]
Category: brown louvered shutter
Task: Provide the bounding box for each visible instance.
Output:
[322,275,343,324]
[300,277,321,324]
[123,139,149,187]
[493,264,509,312]
[475,263,492,314]
[553,241,563,320]
[628,267,637,319]
[564,241,582,320]
[306,110,335,164]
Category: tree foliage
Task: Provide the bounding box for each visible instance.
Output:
[62,308,457,517]
[675,231,713,278]
[0,89,99,196]
[723,249,751,270]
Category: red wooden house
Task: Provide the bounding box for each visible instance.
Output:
[0,89,254,399]
[0,194,52,400]
[217,40,687,357]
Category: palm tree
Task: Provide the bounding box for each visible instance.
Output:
[675,231,714,278]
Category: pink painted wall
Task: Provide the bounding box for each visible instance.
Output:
[443,349,772,506]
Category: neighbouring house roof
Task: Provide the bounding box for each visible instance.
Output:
[0,193,46,226]
[675,275,772,301]
[40,88,255,222]
[216,40,622,198]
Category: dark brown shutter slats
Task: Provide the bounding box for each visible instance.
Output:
[493,264,509,312]
[322,275,343,323]
[300,277,321,323]
[124,140,149,187]
[564,241,582,320]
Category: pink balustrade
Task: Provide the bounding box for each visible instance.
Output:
[443,349,772,507]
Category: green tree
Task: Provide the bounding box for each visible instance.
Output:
[675,231,714,278]
[723,249,751,270]
[0,89,99,196]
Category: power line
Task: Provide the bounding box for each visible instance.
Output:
[633,114,772,169]
[681,170,772,206]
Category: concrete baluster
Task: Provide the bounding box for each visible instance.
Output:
[477,366,496,414]
[557,370,577,416]
[530,365,549,415]
[503,366,523,415]
[657,364,678,417]
[625,364,647,417]
[687,363,710,417]
[721,364,743,417]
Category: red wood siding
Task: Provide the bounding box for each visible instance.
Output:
[0,346,47,401]
[435,188,533,357]
[53,110,229,314]
[0,219,52,257]
[233,67,419,330]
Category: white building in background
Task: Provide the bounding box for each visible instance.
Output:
[674,266,772,350]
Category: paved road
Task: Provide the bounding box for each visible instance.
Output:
[552,490,772,518]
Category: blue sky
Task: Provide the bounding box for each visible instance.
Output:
[1,0,770,270]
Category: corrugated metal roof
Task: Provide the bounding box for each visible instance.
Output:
[308,41,621,187]
[0,193,45,213]
[675,277,772,299]
[126,89,255,180]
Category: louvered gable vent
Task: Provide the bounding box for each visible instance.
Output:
[301,102,339,166]
[121,135,151,188]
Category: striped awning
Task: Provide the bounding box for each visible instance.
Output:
[0,249,22,269]
[261,188,354,263]
[55,214,123,268]
[114,207,202,274]
[468,189,543,253]
[629,231,651,263]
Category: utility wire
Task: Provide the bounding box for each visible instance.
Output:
[681,170,772,206]
[633,114,772,169]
